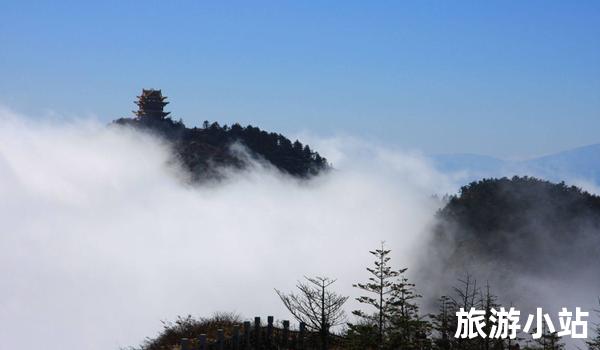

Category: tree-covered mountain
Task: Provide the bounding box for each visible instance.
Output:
[432,176,600,276]
[112,90,329,180]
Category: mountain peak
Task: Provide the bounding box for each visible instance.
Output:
[113,90,329,180]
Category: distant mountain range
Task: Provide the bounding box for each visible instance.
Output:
[430,143,600,188]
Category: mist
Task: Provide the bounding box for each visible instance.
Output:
[0,107,455,350]
[2,105,599,350]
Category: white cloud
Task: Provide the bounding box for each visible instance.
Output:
[0,108,451,349]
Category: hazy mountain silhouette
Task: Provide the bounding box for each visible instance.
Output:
[431,144,600,186]
[430,176,600,280]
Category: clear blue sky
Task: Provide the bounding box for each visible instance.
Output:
[1,1,599,158]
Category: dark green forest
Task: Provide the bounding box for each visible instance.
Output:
[432,176,600,276]
[112,116,329,180]
[113,90,328,180]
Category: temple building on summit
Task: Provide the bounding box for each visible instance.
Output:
[134,89,170,120]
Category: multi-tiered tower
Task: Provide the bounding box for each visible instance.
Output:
[134,89,170,120]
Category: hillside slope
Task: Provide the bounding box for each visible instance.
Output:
[112,116,329,180]
[432,176,600,277]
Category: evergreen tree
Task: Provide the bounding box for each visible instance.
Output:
[389,270,430,350]
[431,295,453,350]
[587,298,600,350]
[449,274,482,350]
[293,140,304,154]
[303,144,313,159]
[350,242,401,349]
[344,319,381,350]
[480,283,503,350]
[533,325,564,350]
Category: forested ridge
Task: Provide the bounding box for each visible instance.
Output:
[433,176,600,274]
[112,116,329,180]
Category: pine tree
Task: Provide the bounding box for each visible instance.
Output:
[533,324,564,350]
[431,295,453,350]
[350,242,401,349]
[389,270,429,350]
[449,274,482,350]
[587,298,600,350]
[480,283,503,350]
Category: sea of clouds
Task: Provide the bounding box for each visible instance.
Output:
[0,107,461,349]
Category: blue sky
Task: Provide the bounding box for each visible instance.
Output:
[1,1,598,158]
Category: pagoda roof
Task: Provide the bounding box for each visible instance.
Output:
[133,88,171,120]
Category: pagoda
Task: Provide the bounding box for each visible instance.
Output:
[134,89,170,120]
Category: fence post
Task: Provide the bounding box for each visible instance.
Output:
[232,324,240,350]
[217,329,224,350]
[299,322,306,350]
[198,334,207,350]
[267,315,274,345]
[282,320,290,348]
[180,338,190,350]
[243,321,251,349]
[254,317,262,347]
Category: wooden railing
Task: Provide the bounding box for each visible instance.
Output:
[178,316,328,350]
